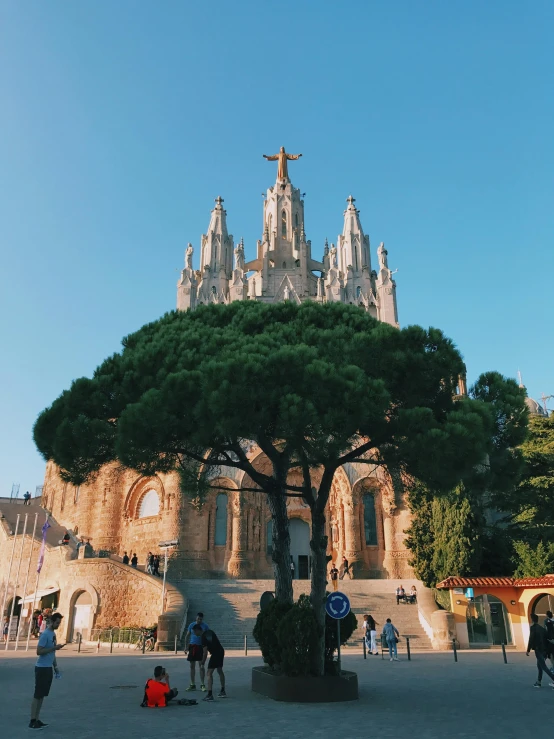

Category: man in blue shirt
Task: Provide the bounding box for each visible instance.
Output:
[30,612,65,730]
[184,612,209,692]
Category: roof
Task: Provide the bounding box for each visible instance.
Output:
[437,575,554,589]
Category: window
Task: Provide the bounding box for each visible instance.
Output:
[266,520,273,555]
[139,489,160,518]
[363,493,378,545]
[281,210,287,238]
[214,493,228,546]
[295,213,298,228]
[356,286,362,299]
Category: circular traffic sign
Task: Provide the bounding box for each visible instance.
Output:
[325,591,351,619]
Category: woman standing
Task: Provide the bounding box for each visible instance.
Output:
[363,614,378,655]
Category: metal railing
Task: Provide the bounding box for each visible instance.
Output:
[86,627,143,648]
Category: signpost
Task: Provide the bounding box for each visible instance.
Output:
[158,539,179,614]
[325,592,351,676]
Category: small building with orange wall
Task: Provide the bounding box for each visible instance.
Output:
[437,576,554,650]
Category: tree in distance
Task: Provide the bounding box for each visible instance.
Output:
[35,300,496,675]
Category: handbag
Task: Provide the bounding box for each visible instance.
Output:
[395,637,399,643]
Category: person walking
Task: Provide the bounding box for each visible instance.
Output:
[330,563,339,592]
[382,618,400,661]
[342,557,351,580]
[544,610,554,669]
[363,614,378,655]
[184,613,209,692]
[153,555,160,577]
[131,553,138,569]
[194,626,226,702]
[30,612,65,730]
[3,617,9,643]
[527,613,554,687]
[122,551,129,565]
[146,552,154,575]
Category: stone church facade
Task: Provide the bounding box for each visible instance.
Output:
[38,152,412,581]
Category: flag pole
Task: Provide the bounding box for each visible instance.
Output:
[25,514,50,652]
[0,513,20,622]
[16,512,38,650]
[5,513,28,650]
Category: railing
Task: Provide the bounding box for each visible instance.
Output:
[87,627,143,647]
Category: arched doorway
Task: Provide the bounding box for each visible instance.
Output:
[532,593,554,622]
[70,590,93,642]
[466,594,513,646]
[4,596,21,641]
[289,518,310,580]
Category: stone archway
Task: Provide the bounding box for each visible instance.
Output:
[66,586,99,643]
[289,518,310,579]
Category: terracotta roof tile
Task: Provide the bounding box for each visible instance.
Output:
[437,575,554,589]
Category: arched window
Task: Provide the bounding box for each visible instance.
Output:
[363,493,378,545]
[356,286,362,299]
[281,210,287,238]
[266,520,273,555]
[139,489,160,518]
[282,261,286,269]
[215,493,228,546]
[268,213,272,236]
[295,213,298,228]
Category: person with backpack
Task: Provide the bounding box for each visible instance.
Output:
[382,618,400,661]
[526,613,554,687]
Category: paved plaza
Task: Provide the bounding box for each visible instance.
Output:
[1,647,553,738]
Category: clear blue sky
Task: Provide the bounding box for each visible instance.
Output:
[1,1,553,497]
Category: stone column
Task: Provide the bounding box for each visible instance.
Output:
[381,467,414,579]
[343,497,368,578]
[227,493,249,577]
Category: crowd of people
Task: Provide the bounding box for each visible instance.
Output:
[121,551,162,575]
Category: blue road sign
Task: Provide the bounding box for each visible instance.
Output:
[325,592,351,619]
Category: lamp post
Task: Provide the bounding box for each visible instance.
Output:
[158,540,179,615]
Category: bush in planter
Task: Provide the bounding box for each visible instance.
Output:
[276,594,322,677]
[253,599,292,668]
[324,601,357,674]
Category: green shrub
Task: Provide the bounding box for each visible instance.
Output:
[253,599,292,667]
[433,588,451,611]
[324,600,357,674]
[276,594,322,677]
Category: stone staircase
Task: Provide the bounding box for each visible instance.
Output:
[172,578,433,651]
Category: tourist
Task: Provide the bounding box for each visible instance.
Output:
[382,618,400,661]
[62,532,70,546]
[330,563,339,591]
[76,538,85,551]
[184,612,209,692]
[290,558,295,581]
[396,585,405,604]
[544,610,554,668]
[3,617,9,643]
[194,625,226,702]
[141,665,179,707]
[408,585,417,604]
[342,557,351,579]
[362,614,378,655]
[153,555,160,576]
[24,491,32,505]
[131,553,138,569]
[30,611,65,730]
[39,609,52,634]
[527,613,554,687]
[122,551,130,565]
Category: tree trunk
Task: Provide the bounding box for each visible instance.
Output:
[309,505,329,676]
[268,492,293,604]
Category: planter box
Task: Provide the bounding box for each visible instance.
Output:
[252,666,358,702]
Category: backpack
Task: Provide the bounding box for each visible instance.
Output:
[546,619,554,642]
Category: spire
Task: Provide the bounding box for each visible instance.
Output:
[200,196,233,275]
[338,194,369,274]
[517,369,524,388]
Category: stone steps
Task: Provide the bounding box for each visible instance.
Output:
[171,578,433,650]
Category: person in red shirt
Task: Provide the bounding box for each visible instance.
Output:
[141,666,178,707]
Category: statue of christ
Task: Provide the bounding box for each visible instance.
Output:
[263,146,302,180]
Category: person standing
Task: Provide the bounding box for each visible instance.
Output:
[363,614,378,655]
[382,618,400,661]
[146,552,154,575]
[527,613,554,687]
[194,626,226,702]
[342,557,351,580]
[3,617,9,643]
[290,558,295,581]
[330,563,339,592]
[131,553,138,569]
[184,613,209,692]
[122,551,129,565]
[24,491,32,505]
[30,612,65,730]
[153,555,160,577]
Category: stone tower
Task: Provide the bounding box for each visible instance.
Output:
[177,152,399,326]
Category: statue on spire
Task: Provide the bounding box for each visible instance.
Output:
[263,146,302,180]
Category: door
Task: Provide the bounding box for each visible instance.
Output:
[489,601,509,645]
[73,605,92,641]
[289,519,310,580]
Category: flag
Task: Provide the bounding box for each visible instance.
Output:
[37,518,51,573]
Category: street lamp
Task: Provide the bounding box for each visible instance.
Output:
[158,539,179,615]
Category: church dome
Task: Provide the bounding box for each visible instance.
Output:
[525,396,547,417]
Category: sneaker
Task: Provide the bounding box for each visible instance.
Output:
[186,684,196,692]
[549,683,554,689]
[202,694,214,702]
[393,657,400,662]
[533,681,542,688]
[200,684,207,692]
[33,720,48,729]
[390,658,393,662]
[218,690,227,698]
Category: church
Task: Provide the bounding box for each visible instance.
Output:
[36,148,413,584]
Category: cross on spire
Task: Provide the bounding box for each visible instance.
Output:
[215,195,224,206]
[346,194,356,207]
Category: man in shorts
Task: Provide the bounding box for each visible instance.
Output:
[30,612,65,730]
[194,626,226,702]
[184,612,209,691]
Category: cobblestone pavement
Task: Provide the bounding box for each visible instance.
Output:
[2,648,553,738]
